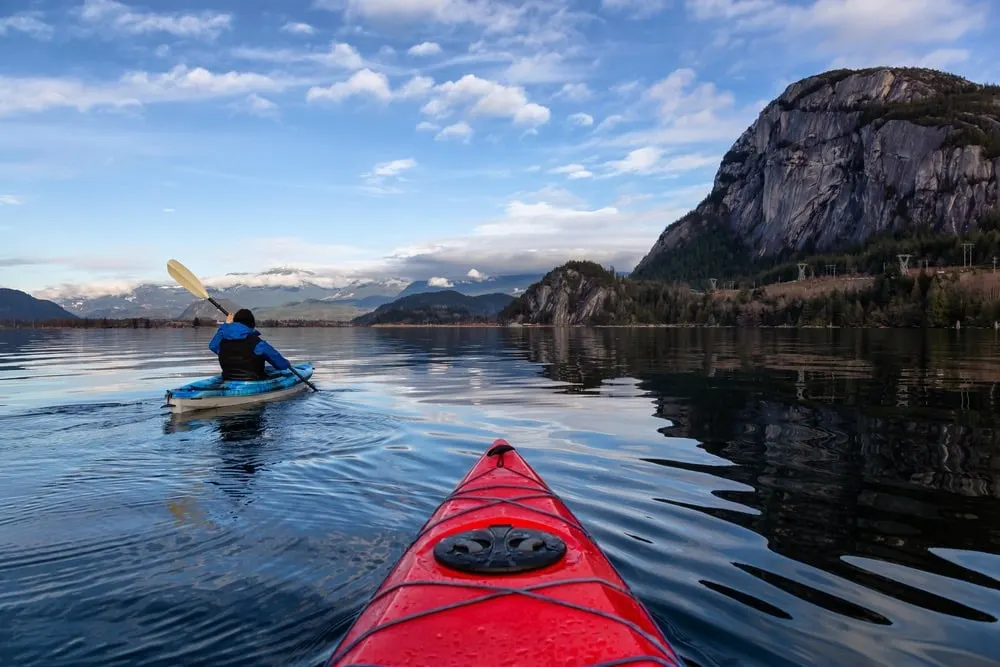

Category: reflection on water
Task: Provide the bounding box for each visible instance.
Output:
[1,327,999,667]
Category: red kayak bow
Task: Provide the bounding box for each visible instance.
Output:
[326,439,683,667]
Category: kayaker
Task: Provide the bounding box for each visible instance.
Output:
[208,308,291,380]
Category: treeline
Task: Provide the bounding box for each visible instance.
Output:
[633,209,1000,286]
[0,317,356,329]
[0,317,169,329]
[697,270,1000,328]
[357,307,500,326]
[501,261,1000,328]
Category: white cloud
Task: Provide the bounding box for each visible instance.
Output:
[281,21,316,35]
[320,0,523,32]
[359,158,417,194]
[686,0,986,53]
[606,147,663,174]
[123,66,284,100]
[35,279,157,300]
[416,120,440,132]
[596,114,626,131]
[213,239,366,278]
[298,69,550,133]
[421,74,551,127]
[612,80,642,97]
[467,268,487,280]
[428,276,454,287]
[613,192,655,208]
[549,164,594,179]
[306,71,435,106]
[503,52,579,84]
[603,147,719,176]
[832,47,972,70]
[232,42,365,70]
[408,41,443,56]
[555,83,593,101]
[79,0,232,40]
[914,48,972,68]
[0,65,292,117]
[568,112,594,126]
[645,68,735,122]
[398,75,435,99]
[235,93,280,119]
[306,68,392,103]
[370,196,691,278]
[162,207,176,213]
[154,44,170,58]
[601,0,669,18]
[371,158,417,177]
[0,194,24,205]
[435,121,474,142]
[590,69,758,149]
[0,12,54,39]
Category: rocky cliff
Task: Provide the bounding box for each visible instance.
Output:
[501,262,628,325]
[633,67,1000,281]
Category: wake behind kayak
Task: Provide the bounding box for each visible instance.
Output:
[326,439,683,667]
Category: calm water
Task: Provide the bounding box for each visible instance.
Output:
[1,327,999,667]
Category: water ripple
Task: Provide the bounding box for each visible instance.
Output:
[2,327,1000,666]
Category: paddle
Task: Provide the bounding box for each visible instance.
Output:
[167,258,319,392]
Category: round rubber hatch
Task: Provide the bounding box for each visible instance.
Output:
[433,523,566,574]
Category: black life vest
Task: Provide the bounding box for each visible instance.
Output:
[217,334,267,380]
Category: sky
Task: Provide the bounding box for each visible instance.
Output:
[1,0,998,298]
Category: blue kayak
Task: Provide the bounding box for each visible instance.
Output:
[165,362,314,414]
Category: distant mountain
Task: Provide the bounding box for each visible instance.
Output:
[41,268,539,320]
[397,274,543,298]
[46,269,408,319]
[353,290,515,325]
[54,284,197,319]
[0,288,78,321]
[256,299,371,322]
[348,294,397,308]
[178,299,242,322]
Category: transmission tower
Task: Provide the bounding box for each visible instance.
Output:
[797,263,808,281]
[962,243,974,268]
[897,254,911,273]
[709,278,718,292]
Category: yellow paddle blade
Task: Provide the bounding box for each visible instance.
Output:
[167,259,209,300]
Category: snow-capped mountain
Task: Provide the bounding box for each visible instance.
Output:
[48,269,408,319]
[42,267,541,319]
[397,273,543,299]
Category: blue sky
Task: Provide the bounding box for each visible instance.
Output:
[1,0,998,297]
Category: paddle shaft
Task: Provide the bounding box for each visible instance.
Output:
[206,298,319,392]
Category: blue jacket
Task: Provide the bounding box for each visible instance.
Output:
[208,322,290,371]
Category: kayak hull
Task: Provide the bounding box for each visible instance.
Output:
[164,362,313,414]
[326,439,682,667]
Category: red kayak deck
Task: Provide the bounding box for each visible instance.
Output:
[326,440,682,667]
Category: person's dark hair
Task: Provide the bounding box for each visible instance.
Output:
[233,308,255,328]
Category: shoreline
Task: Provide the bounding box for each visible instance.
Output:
[0,322,987,331]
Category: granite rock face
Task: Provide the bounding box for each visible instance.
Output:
[633,67,1000,278]
[501,263,629,326]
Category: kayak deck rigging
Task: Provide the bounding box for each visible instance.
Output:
[326,440,682,667]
